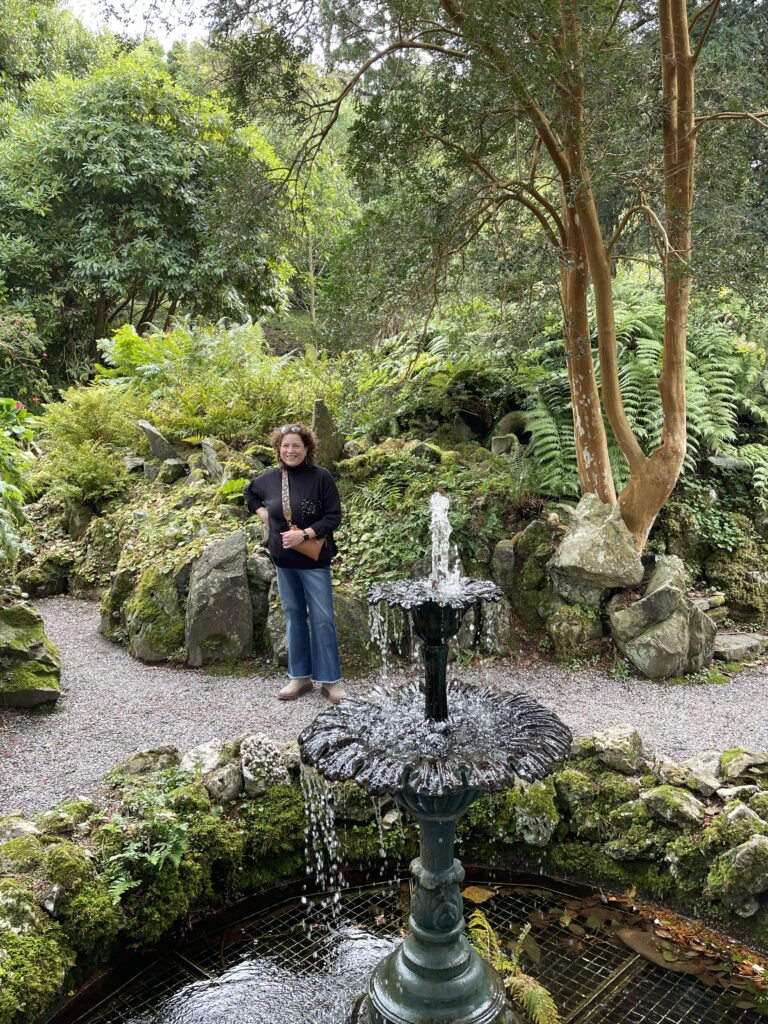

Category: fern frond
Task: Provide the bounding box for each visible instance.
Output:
[505,972,562,1024]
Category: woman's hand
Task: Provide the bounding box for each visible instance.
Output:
[257,509,269,525]
[282,527,308,549]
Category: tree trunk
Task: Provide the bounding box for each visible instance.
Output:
[93,293,108,354]
[560,212,616,503]
[307,233,317,329]
[617,0,694,546]
[163,298,179,332]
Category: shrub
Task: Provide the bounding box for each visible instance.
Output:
[0,398,33,576]
[0,315,51,407]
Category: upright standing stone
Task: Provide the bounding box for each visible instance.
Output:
[185,531,254,666]
[311,398,345,468]
[136,420,179,461]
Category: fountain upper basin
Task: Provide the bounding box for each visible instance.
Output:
[298,682,572,798]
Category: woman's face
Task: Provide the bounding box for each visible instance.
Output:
[279,431,308,467]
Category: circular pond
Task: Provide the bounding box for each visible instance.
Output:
[50,876,766,1024]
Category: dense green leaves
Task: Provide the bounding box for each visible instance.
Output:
[0,49,292,381]
[0,398,32,569]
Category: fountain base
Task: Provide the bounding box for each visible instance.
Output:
[362,938,509,1024]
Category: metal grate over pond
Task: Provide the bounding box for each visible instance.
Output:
[56,881,766,1024]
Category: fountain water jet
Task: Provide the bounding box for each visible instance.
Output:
[299,495,572,1024]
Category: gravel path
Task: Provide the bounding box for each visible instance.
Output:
[1,596,767,816]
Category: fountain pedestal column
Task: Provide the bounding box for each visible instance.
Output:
[410,602,466,723]
[364,788,510,1024]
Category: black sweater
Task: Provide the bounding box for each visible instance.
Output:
[244,464,342,569]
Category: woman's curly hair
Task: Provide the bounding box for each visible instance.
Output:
[269,423,317,466]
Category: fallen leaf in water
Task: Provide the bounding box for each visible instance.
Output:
[528,910,548,929]
[521,934,542,963]
[462,886,495,904]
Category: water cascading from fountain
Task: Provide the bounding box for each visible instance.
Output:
[299,493,572,1024]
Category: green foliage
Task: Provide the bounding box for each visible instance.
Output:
[336,438,539,590]
[0,924,74,1024]
[520,278,768,500]
[0,0,115,117]
[0,49,291,379]
[468,910,561,1024]
[96,320,341,446]
[339,309,518,440]
[0,398,32,573]
[96,768,198,910]
[0,314,50,406]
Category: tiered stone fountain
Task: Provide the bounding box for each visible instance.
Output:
[299,495,572,1024]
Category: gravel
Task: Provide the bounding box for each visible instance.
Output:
[1,596,767,816]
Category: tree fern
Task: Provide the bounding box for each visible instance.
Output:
[525,376,579,497]
[468,909,561,1024]
[733,444,768,508]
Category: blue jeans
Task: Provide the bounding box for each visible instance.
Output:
[275,566,342,685]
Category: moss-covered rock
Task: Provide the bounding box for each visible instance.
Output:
[545,600,602,663]
[603,801,673,861]
[0,815,39,844]
[720,748,768,782]
[0,925,74,1024]
[594,724,646,774]
[640,785,706,829]
[166,783,212,815]
[123,567,185,663]
[0,602,61,708]
[36,798,98,837]
[98,567,137,640]
[333,588,379,672]
[707,835,768,916]
[0,879,46,935]
[0,836,45,875]
[488,520,560,630]
[58,878,123,962]
[69,514,122,597]
[110,745,181,778]
[705,522,768,623]
[749,793,768,822]
[43,842,94,890]
[506,778,560,847]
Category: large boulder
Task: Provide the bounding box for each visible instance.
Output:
[0,602,61,708]
[123,568,185,663]
[548,494,643,604]
[246,549,275,652]
[267,580,378,672]
[186,531,255,667]
[704,515,768,623]
[609,556,716,678]
[201,438,226,482]
[334,589,379,671]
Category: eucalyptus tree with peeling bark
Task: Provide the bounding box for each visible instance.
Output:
[199,0,766,548]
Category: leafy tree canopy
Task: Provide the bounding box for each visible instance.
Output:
[0,0,116,120]
[0,48,292,381]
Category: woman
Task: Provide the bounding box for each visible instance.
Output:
[244,424,346,704]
